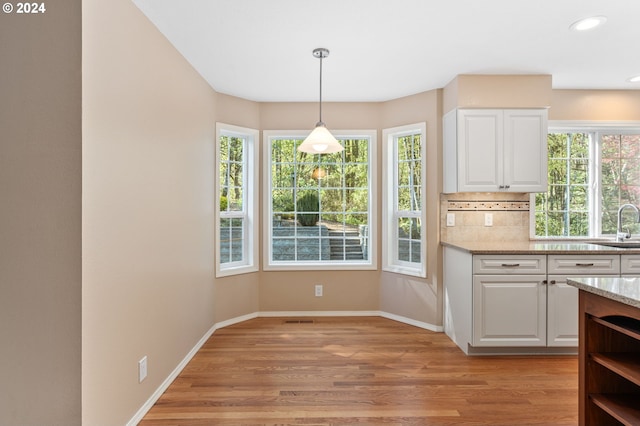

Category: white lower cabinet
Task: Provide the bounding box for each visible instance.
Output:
[472,254,547,347]
[472,254,620,348]
[546,254,620,347]
[546,276,579,347]
[444,247,629,354]
[473,274,547,347]
[621,254,640,276]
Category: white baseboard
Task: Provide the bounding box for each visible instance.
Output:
[127,310,442,425]
[126,322,217,426]
[379,311,443,332]
[216,312,259,328]
[259,310,380,317]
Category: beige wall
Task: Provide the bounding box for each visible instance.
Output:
[216,96,444,317]
[0,1,82,424]
[83,0,218,424]
[260,271,380,312]
[258,102,382,312]
[550,90,640,120]
[213,94,262,323]
[443,74,552,112]
[216,93,262,129]
[379,91,443,325]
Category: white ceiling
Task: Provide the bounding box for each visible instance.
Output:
[132,0,640,102]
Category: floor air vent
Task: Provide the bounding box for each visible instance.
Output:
[283,319,315,324]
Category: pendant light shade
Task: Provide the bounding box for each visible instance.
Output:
[299,123,342,153]
[298,48,344,154]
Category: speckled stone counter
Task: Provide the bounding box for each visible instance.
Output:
[567,277,640,309]
[441,240,640,254]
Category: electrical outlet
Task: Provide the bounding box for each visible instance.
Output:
[484,213,493,227]
[138,356,147,383]
[315,284,323,297]
[446,213,455,227]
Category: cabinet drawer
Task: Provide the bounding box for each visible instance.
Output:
[547,255,620,275]
[621,255,640,275]
[473,255,546,274]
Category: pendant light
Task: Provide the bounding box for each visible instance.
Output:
[297,48,344,154]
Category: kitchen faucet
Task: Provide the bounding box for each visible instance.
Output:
[616,203,640,241]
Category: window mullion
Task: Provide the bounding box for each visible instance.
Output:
[591,131,600,237]
[538,125,640,239]
[265,131,375,269]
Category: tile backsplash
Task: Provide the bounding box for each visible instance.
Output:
[440,192,531,243]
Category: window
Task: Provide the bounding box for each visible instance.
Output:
[382,123,427,277]
[215,123,259,276]
[263,130,376,270]
[534,123,640,238]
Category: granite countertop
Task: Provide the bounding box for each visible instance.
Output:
[567,277,640,309]
[441,240,640,254]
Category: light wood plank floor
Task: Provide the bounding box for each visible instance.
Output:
[140,316,578,425]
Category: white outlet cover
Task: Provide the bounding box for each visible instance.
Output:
[484,213,493,227]
[315,284,323,297]
[446,213,455,227]
[138,356,147,383]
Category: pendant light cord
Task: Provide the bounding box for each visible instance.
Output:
[318,53,323,125]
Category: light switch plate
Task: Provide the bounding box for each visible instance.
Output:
[138,356,147,383]
[446,213,455,227]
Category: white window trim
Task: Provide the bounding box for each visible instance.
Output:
[530,120,640,240]
[215,123,259,277]
[263,129,377,271]
[382,123,427,278]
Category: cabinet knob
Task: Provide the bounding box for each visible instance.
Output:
[549,280,556,285]
[499,185,505,189]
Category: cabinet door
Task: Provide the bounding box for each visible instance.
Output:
[503,109,548,192]
[621,255,640,275]
[547,275,580,347]
[473,274,547,347]
[457,109,502,192]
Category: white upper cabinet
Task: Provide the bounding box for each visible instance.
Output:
[443,108,548,193]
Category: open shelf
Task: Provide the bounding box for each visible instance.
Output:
[591,316,640,341]
[580,292,640,426]
[590,394,640,426]
[590,353,640,387]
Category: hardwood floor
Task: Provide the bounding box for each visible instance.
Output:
[139,317,578,425]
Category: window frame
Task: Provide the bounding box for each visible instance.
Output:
[531,120,640,240]
[215,123,259,277]
[263,129,377,271]
[382,123,427,277]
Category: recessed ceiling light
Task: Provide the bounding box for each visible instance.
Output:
[570,16,607,31]
[628,75,640,83]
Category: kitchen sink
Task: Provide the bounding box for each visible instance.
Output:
[592,241,640,248]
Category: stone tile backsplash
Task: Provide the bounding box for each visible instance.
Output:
[440,192,531,243]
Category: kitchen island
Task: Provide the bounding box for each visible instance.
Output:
[566,277,640,426]
[442,240,640,355]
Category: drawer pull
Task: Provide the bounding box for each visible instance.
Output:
[575,263,595,267]
[501,263,521,267]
